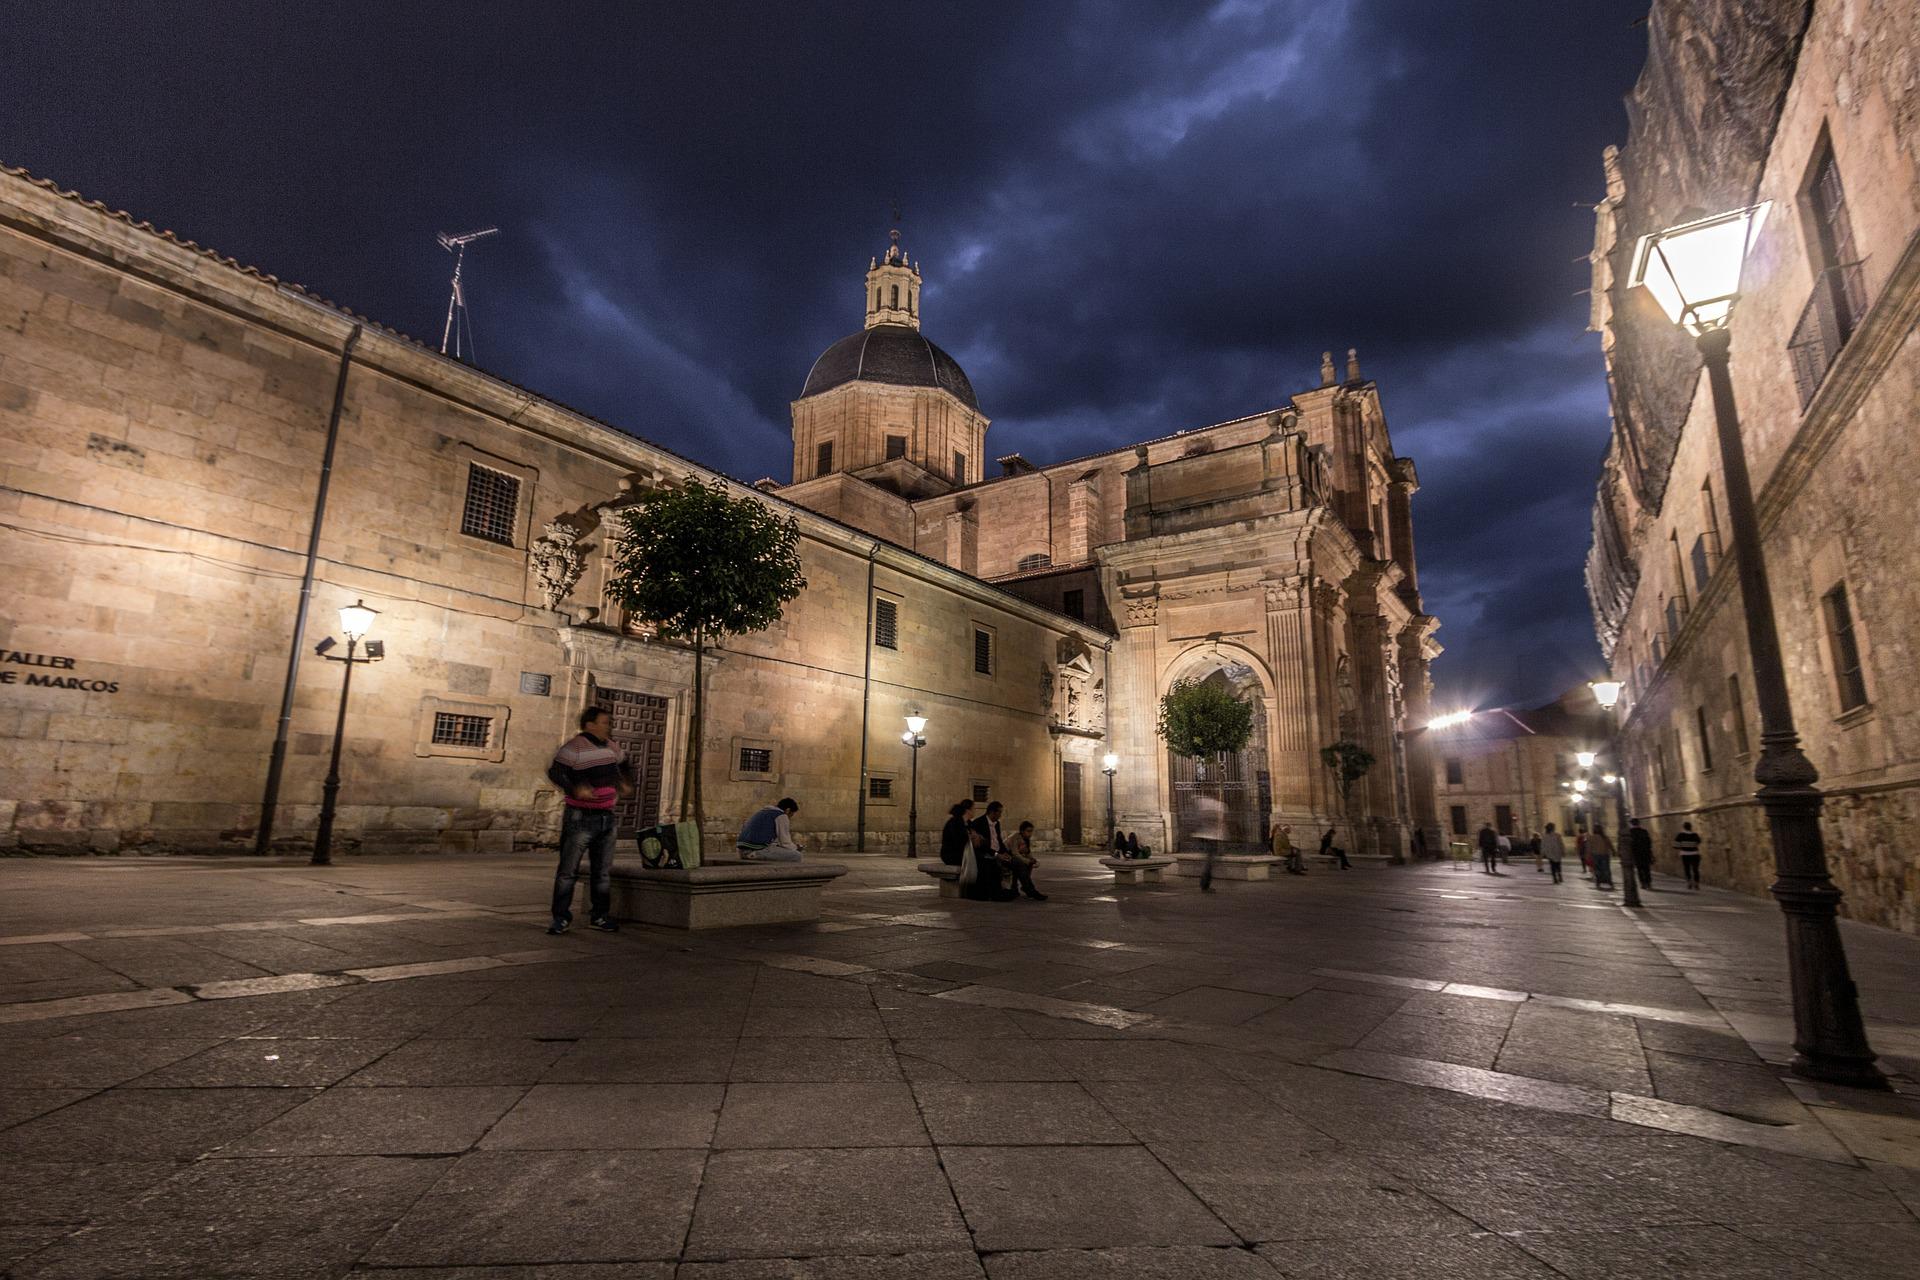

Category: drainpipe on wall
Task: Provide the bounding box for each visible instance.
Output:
[253,324,362,855]
[855,542,879,851]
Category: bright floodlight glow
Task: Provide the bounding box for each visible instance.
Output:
[1629,203,1771,335]
[904,715,927,735]
[1101,752,1119,773]
[1428,710,1473,731]
[1603,773,1619,785]
[1576,750,1597,768]
[1573,779,1589,794]
[1589,679,1624,710]
[338,599,378,640]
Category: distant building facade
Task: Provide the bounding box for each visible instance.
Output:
[1584,0,1920,930]
[1427,688,1612,855]
[0,168,1441,858]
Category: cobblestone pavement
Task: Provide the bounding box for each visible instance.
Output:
[2,850,1918,1278]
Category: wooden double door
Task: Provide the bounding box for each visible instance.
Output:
[598,686,668,839]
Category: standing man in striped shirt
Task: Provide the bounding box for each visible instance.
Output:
[545,705,633,935]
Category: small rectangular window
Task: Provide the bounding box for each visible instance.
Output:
[874,598,898,650]
[868,776,893,800]
[971,783,991,803]
[973,628,993,675]
[1444,758,1463,786]
[431,712,492,749]
[1656,743,1668,789]
[1062,589,1085,621]
[816,440,834,476]
[953,451,966,482]
[1449,806,1468,836]
[460,464,520,545]
[1823,583,1868,711]
[739,747,773,774]
[885,435,907,460]
[1728,673,1751,756]
[1695,706,1714,772]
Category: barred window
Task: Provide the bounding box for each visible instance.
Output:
[973,627,993,675]
[431,712,491,749]
[738,747,772,774]
[460,464,520,545]
[1823,583,1868,710]
[885,434,907,460]
[816,440,834,477]
[868,776,893,800]
[874,598,898,650]
[971,783,991,803]
[1016,552,1051,571]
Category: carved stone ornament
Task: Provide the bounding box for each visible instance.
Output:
[1263,576,1309,612]
[529,520,586,612]
[1039,661,1055,712]
[1122,592,1159,629]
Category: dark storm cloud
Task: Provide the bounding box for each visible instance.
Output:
[4,0,1650,710]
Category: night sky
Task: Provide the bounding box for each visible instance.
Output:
[6,1,1652,713]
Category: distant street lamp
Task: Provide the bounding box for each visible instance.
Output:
[1628,203,1882,1088]
[1576,750,1598,769]
[1587,681,1640,906]
[1101,752,1119,850]
[901,715,927,860]
[311,600,384,867]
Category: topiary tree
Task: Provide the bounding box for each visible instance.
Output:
[1320,739,1376,838]
[605,476,806,828]
[1157,677,1254,847]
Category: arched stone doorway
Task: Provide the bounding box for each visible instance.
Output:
[1168,661,1272,852]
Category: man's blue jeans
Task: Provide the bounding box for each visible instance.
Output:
[552,808,616,924]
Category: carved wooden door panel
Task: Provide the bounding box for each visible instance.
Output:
[598,686,667,839]
[1060,762,1083,846]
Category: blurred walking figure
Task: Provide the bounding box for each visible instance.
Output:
[1627,819,1655,889]
[1530,830,1544,872]
[1577,829,1590,877]
[1320,827,1350,870]
[1541,823,1566,884]
[1477,822,1499,875]
[1675,821,1703,889]
[1588,823,1617,890]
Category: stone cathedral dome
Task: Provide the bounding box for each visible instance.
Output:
[797,227,979,412]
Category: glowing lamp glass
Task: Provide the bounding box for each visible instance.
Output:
[1427,710,1473,731]
[1589,680,1624,710]
[1603,773,1619,785]
[338,600,378,640]
[904,715,928,735]
[1573,779,1589,794]
[1101,752,1119,774]
[1628,203,1770,335]
[1576,751,1597,769]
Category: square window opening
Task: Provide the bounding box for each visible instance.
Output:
[461,464,520,545]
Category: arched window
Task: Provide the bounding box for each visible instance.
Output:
[1016,552,1052,572]
[890,285,900,309]
[873,289,880,312]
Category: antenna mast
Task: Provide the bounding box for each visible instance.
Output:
[437,226,499,361]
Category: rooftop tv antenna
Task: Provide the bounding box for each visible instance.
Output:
[437,226,498,361]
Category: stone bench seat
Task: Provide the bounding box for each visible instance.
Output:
[1099,855,1176,884]
[917,860,962,898]
[609,859,847,929]
[1171,853,1284,881]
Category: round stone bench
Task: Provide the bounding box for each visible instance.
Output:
[609,860,848,929]
[916,860,961,898]
[1098,855,1177,884]
[1171,853,1284,881]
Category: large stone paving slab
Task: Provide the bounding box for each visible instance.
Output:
[221,1084,525,1156]
[939,1145,1238,1251]
[684,1147,969,1259]
[0,1087,311,1160]
[713,1081,928,1148]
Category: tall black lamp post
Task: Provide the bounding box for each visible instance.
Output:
[1626,206,1883,1088]
[1577,732,1639,908]
[311,600,384,867]
[901,715,927,859]
[1101,752,1118,850]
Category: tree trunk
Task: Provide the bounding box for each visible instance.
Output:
[682,628,706,828]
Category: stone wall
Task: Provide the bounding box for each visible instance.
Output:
[0,168,1107,856]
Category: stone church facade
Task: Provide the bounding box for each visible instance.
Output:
[1584,0,1920,931]
[0,166,1441,859]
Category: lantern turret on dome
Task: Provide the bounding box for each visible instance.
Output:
[865,228,922,329]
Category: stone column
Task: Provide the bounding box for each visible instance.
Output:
[1398,621,1444,858]
[1264,574,1331,824]
[1111,589,1168,852]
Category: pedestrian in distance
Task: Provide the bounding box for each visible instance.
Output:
[1588,822,1617,889]
[545,706,633,935]
[1675,820,1703,889]
[735,797,803,862]
[1541,823,1566,884]
[1496,830,1512,866]
[1320,826,1351,870]
[1530,830,1544,873]
[1628,818,1655,890]
[1577,829,1590,877]
[1125,831,1152,858]
[1272,822,1303,875]
[1477,822,1499,875]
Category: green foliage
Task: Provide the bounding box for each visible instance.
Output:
[1320,739,1376,809]
[1155,677,1254,760]
[605,476,806,642]
[605,476,806,823]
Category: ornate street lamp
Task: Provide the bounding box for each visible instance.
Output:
[311,600,385,866]
[901,715,927,860]
[1620,207,1881,1085]
[1587,681,1641,906]
[1101,752,1119,850]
